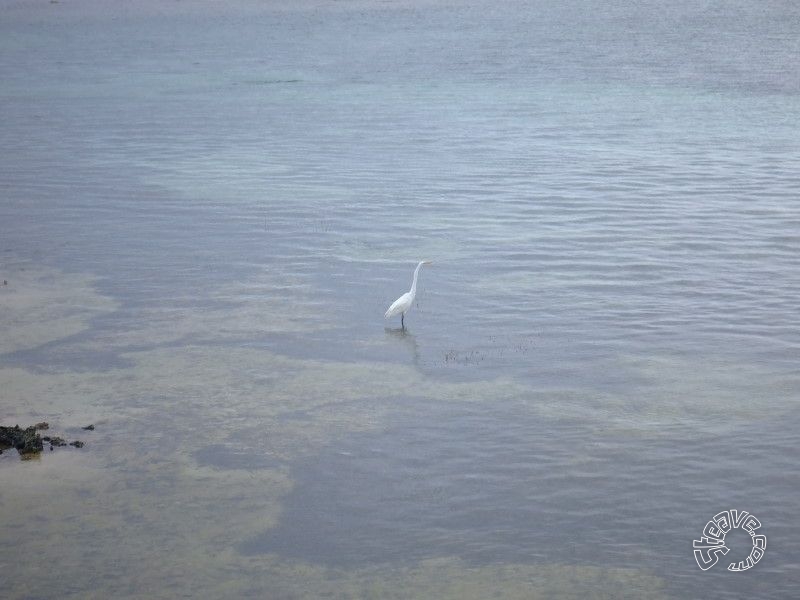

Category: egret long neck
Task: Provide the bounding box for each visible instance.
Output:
[410,262,424,295]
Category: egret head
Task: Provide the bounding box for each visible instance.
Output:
[422,260,433,265]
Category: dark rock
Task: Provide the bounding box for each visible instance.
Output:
[82,424,95,431]
[0,425,44,456]
[1,424,87,458]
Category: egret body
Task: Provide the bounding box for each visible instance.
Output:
[384,261,432,329]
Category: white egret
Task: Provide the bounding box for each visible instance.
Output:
[384,261,432,329]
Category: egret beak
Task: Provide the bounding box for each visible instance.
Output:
[423,261,433,265]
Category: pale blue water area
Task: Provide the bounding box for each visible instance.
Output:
[1,1,799,598]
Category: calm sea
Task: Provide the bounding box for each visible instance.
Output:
[1,1,799,598]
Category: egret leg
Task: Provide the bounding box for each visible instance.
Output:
[401,314,404,329]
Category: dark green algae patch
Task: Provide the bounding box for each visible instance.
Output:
[0,423,87,459]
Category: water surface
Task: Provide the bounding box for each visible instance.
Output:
[1,1,799,598]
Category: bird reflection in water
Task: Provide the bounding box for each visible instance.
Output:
[384,326,420,367]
